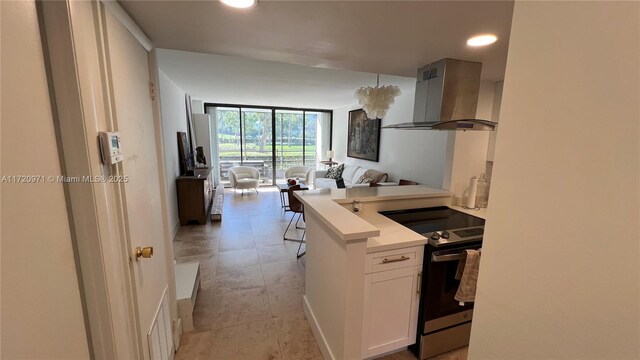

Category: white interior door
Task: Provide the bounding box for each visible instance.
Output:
[103,9,172,360]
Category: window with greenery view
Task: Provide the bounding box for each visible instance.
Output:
[207,105,331,186]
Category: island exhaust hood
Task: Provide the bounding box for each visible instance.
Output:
[383,58,496,131]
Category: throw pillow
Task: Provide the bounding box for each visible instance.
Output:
[341,166,360,183]
[356,176,376,184]
[325,163,344,180]
[357,169,388,184]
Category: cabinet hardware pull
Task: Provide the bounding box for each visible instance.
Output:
[382,256,409,264]
[417,271,422,296]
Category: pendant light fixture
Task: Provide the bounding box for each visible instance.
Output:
[354,74,400,119]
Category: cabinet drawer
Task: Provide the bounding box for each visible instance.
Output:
[366,246,424,274]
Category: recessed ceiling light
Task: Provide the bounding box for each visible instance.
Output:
[220,0,257,9]
[467,34,498,47]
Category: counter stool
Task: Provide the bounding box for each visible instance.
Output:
[283,185,306,258]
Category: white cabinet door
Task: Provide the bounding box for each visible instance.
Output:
[362,265,422,358]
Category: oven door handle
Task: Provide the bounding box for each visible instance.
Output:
[431,252,466,262]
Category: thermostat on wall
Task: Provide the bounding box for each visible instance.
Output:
[99,131,123,165]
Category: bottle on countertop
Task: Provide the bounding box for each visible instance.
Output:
[465,176,478,209]
[476,173,490,208]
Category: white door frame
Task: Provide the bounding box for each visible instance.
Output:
[38,0,179,358]
[147,47,182,349]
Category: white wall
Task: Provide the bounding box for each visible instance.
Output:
[443,80,495,202]
[470,2,640,359]
[0,1,90,358]
[486,81,503,164]
[332,79,496,189]
[158,69,188,236]
[332,83,450,187]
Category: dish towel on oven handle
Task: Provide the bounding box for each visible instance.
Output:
[454,249,482,306]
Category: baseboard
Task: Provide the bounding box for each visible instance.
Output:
[171,219,180,239]
[173,317,182,351]
[364,347,408,360]
[303,295,336,360]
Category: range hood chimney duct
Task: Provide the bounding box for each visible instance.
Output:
[383,58,496,131]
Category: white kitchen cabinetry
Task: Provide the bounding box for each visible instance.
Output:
[362,247,423,358]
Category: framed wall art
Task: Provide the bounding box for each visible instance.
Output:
[347,109,381,162]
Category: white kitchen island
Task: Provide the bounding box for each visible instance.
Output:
[294,186,452,360]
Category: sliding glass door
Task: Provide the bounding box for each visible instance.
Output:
[275,110,303,184]
[206,104,332,186]
[241,108,273,184]
[216,107,241,184]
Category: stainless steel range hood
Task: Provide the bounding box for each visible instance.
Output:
[383,58,496,131]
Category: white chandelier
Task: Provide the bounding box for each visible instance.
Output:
[354,74,400,119]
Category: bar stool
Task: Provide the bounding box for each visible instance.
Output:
[283,185,306,258]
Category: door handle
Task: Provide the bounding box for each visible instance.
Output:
[417,271,422,296]
[135,246,154,260]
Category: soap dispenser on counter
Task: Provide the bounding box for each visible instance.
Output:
[476,173,490,208]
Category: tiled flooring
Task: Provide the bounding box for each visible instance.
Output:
[173,187,468,360]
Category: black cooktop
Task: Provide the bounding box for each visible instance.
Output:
[379,206,485,234]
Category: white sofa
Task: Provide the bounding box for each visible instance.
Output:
[314,165,388,189]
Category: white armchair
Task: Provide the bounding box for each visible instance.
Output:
[284,166,312,184]
[228,166,260,195]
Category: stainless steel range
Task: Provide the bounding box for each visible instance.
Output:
[380,206,485,359]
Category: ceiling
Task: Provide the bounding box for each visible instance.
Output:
[156,49,417,109]
[120,1,514,80]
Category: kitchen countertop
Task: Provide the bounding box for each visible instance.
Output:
[358,212,428,253]
[294,186,451,250]
[450,205,488,220]
[330,185,451,204]
[295,186,451,204]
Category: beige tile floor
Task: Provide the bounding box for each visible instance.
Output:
[173,187,467,360]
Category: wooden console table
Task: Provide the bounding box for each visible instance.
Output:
[176,167,213,225]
